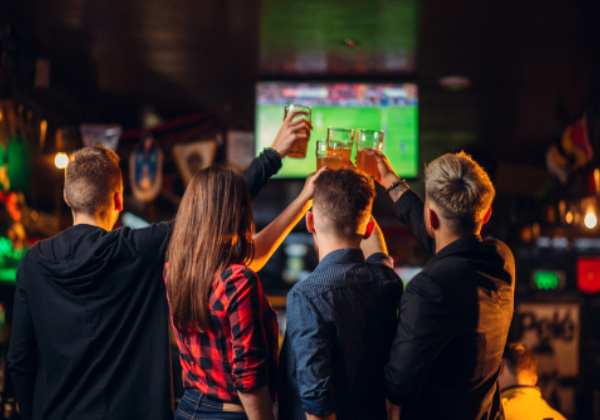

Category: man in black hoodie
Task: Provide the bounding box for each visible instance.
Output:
[7,114,308,420]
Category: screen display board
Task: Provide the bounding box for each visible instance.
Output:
[255,82,418,178]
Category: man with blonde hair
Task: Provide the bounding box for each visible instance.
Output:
[369,151,515,420]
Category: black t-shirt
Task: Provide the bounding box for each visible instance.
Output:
[7,150,281,420]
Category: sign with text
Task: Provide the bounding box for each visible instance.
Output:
[514,302,579,418]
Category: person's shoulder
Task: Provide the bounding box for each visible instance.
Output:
[421,255,469,287]
[113,221,173,255]
[483,237,514,262]
[288,269,332,296]
[116,221,172,241]
[21,231,64,264]
[404,271,444,297]
[365,252,396,271]
[354,260,401,293]
[286,271,330,305]
[23,238,44,258]
[222,263,256,278]
[16,243,37,276]
[220,264,260,289]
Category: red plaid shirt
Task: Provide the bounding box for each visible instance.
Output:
[165,264,279,402]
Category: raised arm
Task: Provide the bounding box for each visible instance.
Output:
[248,167,327,273]
[360,217,388,259]
[369,151,435,255]
[8,264,38,420]
[243,110,311,198]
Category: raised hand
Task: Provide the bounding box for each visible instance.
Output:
[366,150,400,189]
[270,111,312,158]
[249,167,326,273]
[299,166,329,201]
[366,150,408,202]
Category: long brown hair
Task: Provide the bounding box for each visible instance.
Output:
[166,166,255,331]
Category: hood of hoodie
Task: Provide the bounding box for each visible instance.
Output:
[33,224,126,294]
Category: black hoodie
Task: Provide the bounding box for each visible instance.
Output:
[7,150,281,420]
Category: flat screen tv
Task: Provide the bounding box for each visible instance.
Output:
[255,82,418,179]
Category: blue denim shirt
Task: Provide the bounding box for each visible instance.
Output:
[278,248,402,420]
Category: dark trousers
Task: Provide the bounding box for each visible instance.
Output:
[174,389,248,420]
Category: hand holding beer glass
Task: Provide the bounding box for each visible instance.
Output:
[327,127,354,168]
[356,129,384,178]
[284,104,312,158]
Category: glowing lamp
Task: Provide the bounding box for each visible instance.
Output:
[55,153,68,169]
[584,211,597,229]
[531,270,565,291]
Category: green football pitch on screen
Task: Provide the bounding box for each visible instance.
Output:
[255,105,418,179]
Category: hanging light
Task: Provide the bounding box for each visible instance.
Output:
[581,197,598,230]
[584,211,597,229]
[54,152,68,169]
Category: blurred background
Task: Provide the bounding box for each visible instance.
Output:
[0,0,599,418]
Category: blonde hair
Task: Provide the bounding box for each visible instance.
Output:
[65,146,122,216]
[424,152,495,233]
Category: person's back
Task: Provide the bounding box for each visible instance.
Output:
[13,222,172,420]
[278,169,402,420]
[372,151,515,420]
[499,343,567,420]
[279,252,401,420]
[397,235,514,419]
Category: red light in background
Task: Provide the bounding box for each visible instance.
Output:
[577,258,600,295]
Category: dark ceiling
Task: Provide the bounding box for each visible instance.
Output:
[1,0,599,169]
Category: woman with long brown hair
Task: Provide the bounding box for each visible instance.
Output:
[166,165,325,420]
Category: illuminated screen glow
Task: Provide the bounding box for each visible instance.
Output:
[255,82,418,179]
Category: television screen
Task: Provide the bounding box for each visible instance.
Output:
[255,82,418,179]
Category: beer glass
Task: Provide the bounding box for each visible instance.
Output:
[284,104,312,158]
[327,140,344,170]
[327,127,354,168]
[316,140,343,170]
[355,130,384,179]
